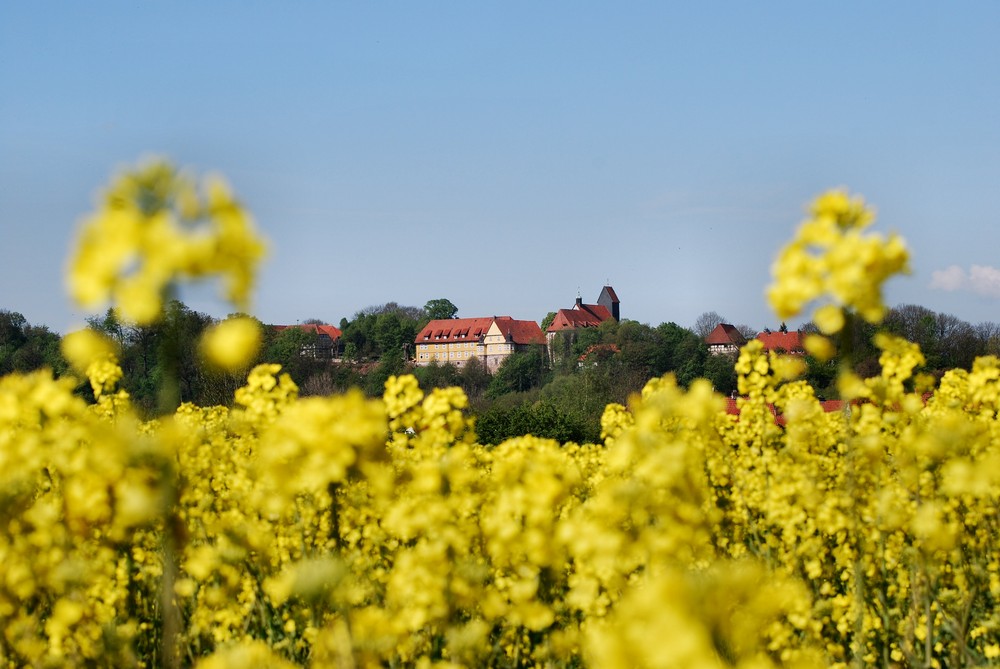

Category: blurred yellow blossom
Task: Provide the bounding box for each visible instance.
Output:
[199,316,262,373]
[767,189,908,331]
[66,158,267,325]
[61,327,118,373]
[61,328,123,396]
[803,333,836,362]
[813,303,845,335]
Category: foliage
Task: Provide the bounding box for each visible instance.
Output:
[701,349,738,396]
[486,348,549,398]
[693,310,727,338]
[884,304,981,373]
[412,359,462,391]
[340,303,423,362]
[424,298,459,321]
[476,398,592,445]
[458,356,492,399]
[0,310,67,377]
[540,311,557,332]
[261,325,326,386]
[364,348,407,397]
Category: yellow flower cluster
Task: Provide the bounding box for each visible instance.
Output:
[8,170,1000,668]
[60,328,123,397]
[67,158,266,324]
[200,317,262,374]
[66,159,269,376]
[767,190,909,333]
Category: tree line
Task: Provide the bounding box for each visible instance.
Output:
[4,300,1000,442]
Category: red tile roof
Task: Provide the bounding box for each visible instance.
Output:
[705,323,745,346]
[416,317,544,346]
[417,317,495,344]
[724,397,846,427]
[493,316,546,345]
[755,331,805,353]
[274,323,342,340]
[578,343,620,361]
[546,304,613,332]
[600,285,620,303]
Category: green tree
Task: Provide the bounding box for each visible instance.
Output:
[0,311,67,377]
[653,322,707,386]
[152,300,215,413]
[693,310,727,338]
[263,327,348,395]
[487,348,548,398]
[264,326,318,366]
[459,357,491,399]
[702,352,738,396]
[540,311,557,332]
[12,325,67,376]
[90,300,215,415]
[373,312,407,357]
[413,360,461,391]
[86,308,129,348]
[424,298,458,321]
[548,331,577,374]
[341,302,423,361]
[803,354,838,400]
[570,320,617,360]
[539,372,610,443]
[0,310,28,374]
[340,314,376,360]
[365,348,407,396]
[475,400,590,445]
[614,320,658,380]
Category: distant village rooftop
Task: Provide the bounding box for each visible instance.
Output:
[546,286,619,333]
[705,323,806,356]
[414,316,544,370]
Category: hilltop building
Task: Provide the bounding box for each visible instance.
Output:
[755,328,805,354]
[546,286,620,341]
[272,323,343,359]
[705,323,746,356]
[414,316,545,371]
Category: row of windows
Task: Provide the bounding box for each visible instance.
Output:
[416,340,520,350]
[418,343,479,351]
[418,351,478,360]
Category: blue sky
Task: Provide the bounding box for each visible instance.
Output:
[2,3,999,334]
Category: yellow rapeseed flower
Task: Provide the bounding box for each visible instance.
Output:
[61,328,123,396]
[200,316,262,373]
[66,158,267,325]
[767,189,908,330]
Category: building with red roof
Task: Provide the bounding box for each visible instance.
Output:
[755,329,805,354]
[705,323,746,356]
[724,397,846,426]
[415,316,545,370]
[272,323,343,359]
[578,343,620,366]
[546,285,620,343]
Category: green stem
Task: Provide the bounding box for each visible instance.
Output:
[156,298,183,667]
[160,503,182,669]
[838,310,857,379]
